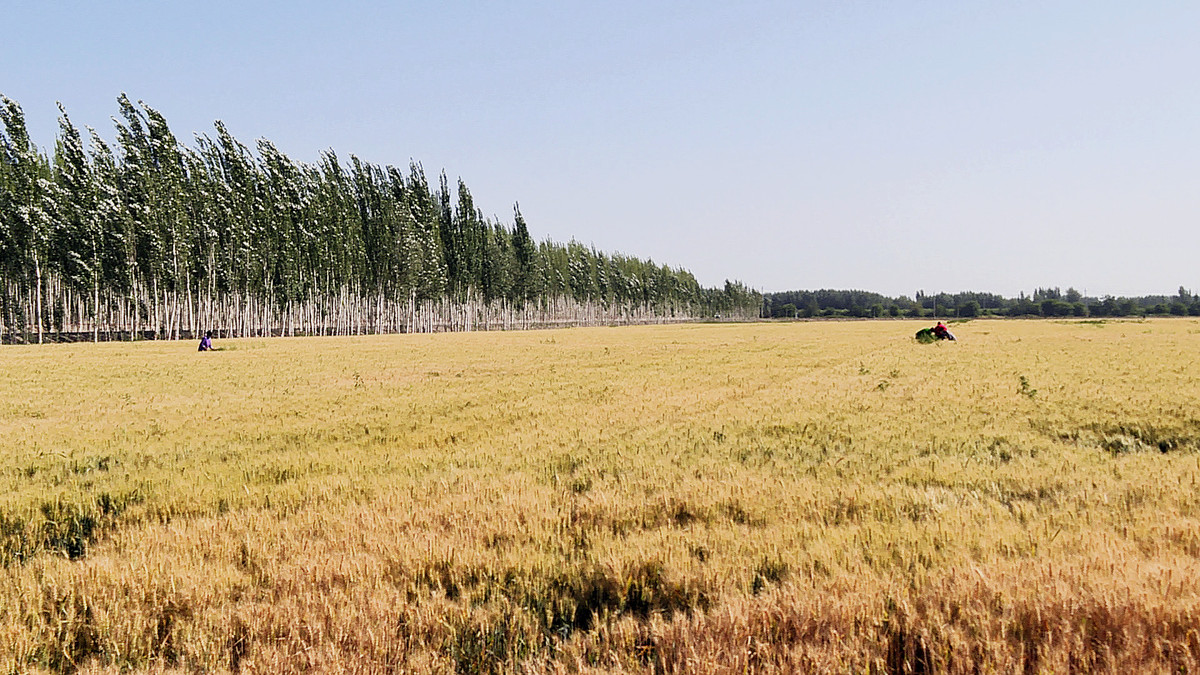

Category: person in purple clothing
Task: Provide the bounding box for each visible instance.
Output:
[198,330,213,351]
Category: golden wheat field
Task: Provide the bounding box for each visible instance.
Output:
[1,318,1199,674]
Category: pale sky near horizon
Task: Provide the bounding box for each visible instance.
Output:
[3,1,1197,298]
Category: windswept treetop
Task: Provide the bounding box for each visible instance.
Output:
[0,94,760,342]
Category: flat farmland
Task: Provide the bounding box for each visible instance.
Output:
[2,319,1199,673]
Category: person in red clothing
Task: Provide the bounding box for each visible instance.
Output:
[932,322,956,341]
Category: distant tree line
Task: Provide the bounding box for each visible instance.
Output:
[0,94,759,343]
[764,286,1200,319]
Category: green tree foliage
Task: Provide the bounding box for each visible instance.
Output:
[957,300,980,318]
[0,94,760,341]
[1,95,56,341]
[764,286,1196,321]
[510,204,536,306]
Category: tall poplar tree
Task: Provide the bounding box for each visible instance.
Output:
[52,104,103,340]
[511,203,535,306]
[1,95,55,342]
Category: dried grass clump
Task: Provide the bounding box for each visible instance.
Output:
[547,557,1200,674]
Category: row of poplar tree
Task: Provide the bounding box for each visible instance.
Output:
[0,94,760,343]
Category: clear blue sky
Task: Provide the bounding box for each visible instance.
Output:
[4,1,1198,297]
